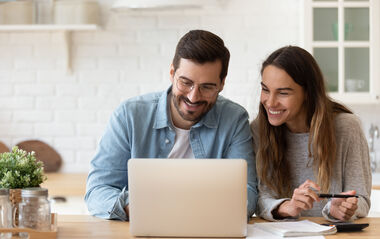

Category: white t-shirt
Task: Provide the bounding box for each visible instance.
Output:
[167,126,195,159]
[167,92,195,159]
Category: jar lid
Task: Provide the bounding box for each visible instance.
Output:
[0,188,9,196]
[21,187,48,197]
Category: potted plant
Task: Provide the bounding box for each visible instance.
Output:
[0,146,47,208]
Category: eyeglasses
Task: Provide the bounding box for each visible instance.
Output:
[175,77,219,98]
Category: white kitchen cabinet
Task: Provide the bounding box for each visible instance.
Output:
[369,172,380,217]
[304,0,380,104]
[0,24,98,73]
[369,189,380,217]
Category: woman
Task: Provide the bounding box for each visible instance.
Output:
[251,46,371,221]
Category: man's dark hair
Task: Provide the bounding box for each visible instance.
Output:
[172,30,230,82]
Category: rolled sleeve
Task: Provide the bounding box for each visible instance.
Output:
[109,187,130,221]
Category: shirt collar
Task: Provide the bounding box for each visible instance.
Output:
[153,87,172,129]
[153,86,220,129]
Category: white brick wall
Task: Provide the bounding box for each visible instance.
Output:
[0,0,379,172]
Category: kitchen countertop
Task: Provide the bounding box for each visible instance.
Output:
[41,173,88,197]
[41,172,380,193]
[39,172,380,217]
[41,173,89,215]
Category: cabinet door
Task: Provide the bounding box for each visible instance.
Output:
[313,7,338,41]
[344,7,370,93]
[369,189,380,216]
[345,47,369,92]
[305,0,379,103]
[314,47,339,92]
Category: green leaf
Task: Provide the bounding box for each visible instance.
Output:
[0,146,47,189]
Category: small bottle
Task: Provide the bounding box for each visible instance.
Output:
[0,188,12,239]
[18,188,51,238]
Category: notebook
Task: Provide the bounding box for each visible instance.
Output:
[128,158,248,237]
[253,220,337,237]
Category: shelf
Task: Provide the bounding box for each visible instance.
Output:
[312,41,370,47]
[0,24,99,74]
[111,0,228,11]
[329,92,380,104]
[0,24,98,31]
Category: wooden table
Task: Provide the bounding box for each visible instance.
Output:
[56,215,379,239]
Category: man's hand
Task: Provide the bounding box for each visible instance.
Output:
[329,190,358,221]
[275,180,321,218]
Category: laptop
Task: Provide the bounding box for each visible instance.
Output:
[128,158,247,237]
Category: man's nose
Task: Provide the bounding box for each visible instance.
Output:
[187,85,202,102]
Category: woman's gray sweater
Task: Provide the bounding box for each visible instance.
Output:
[251,113,371,221]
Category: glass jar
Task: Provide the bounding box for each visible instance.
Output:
[18,188,51,237]
[0,189,12,239]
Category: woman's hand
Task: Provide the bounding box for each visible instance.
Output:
[329,190,358,221]
[275,180,322,218]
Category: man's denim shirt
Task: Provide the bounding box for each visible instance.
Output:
[85,87,258,220]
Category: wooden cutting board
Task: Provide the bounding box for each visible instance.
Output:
[0,141,10,153]
[16,140,62,173]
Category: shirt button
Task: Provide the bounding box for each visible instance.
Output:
[165,139,170,144]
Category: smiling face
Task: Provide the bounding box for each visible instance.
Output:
[260,65,308,133]
[169,58,224,129]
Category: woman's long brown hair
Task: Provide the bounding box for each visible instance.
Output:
[257,46,352,197]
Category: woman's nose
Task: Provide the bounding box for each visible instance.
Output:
[266,94,277,107]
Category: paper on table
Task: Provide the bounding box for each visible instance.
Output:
[252,220,336,237]
[247,224,325,239]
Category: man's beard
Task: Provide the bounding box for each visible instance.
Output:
[171,93,215,123]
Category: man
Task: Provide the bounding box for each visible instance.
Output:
[85,30,258,221]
